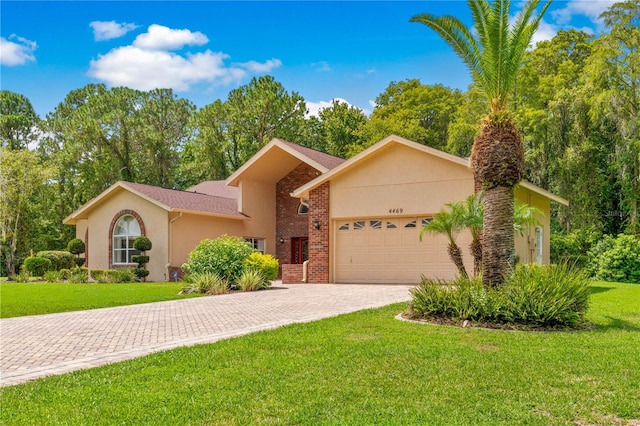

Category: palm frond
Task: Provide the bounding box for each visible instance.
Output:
[410,14,482,79]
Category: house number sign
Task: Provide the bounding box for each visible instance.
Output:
[388,208,403,214]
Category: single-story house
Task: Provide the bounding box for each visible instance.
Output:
[64,135,568,284]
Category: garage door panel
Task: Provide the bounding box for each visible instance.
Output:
[335,217,460,284]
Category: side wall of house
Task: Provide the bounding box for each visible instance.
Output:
[514,186,551,265]
[82,191,169,282]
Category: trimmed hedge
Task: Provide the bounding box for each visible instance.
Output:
[36,251,75,271]
[23,257,53,277]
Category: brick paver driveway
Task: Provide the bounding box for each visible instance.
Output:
[0,282,412,387]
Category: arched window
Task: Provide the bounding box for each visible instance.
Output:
[112,215,141,264]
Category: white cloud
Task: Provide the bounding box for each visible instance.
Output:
[306,98,370,118]
[551,0,616,27]
[133,24,208,50]
[237,58,282,73]
[0,35,36,66]
[530,19,560,46]
[312,61,331,72]
[90,21,138,41]
[89,24,281,92]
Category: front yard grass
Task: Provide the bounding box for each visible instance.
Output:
[0,282,203,318]
[1,281,638,425]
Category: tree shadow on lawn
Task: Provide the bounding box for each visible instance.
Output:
[589,285,615,295]
[595,316,640,332]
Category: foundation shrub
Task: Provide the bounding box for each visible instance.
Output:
[182,235,253,283]
[409,264,590,328]
[58,269,71,280]
[589,234,640,284]
[243,252,278,282]
[114,268,136,283]
[36,250,75,271]
[23,256,53,277]
[68,267,89,284]
[43,270,61,283]
[181,272,228,295]
[14,271,30,283]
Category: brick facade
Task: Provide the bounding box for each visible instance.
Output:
[281,263,304,284]
[275,163,319,268]
[308,182,330,283]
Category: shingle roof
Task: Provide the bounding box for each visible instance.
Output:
[280,140,345,170]
[122,182,246,218]
[187,181,238,199]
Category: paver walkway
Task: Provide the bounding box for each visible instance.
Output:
[0,282,412,387]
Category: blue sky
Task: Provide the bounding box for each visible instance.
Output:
[1,1,616,118]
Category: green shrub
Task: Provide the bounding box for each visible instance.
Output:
[89,269,103,280]
[409,264,590,328]
[133,236,152,252]
[74,258,86,267]
[68,268,89,284]
[243,252,278,282]
[132,268,150,280]
[182,235,253,283]
[36,250,75,271]
[23,256,53,277]
[114,268,136,283]
[181,272,228,295]
[550,227,600,264]
[67,238,86,255]
[592,234,640,283]
[500,264,591,327]
[14,271,30,283]
[131,255,149,266]
[59,269,71,280]
[586,235,615,277]
[43,270,61,283]
[238,269,269,291]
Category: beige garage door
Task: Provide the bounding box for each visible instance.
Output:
[334,217,458,284]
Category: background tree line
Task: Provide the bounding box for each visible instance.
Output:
[1,0,637,277]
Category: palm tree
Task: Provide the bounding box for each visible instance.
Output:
[411,0,551,287]
[461,191,484,276]
[420,201,469,278]
[461,192,543,276]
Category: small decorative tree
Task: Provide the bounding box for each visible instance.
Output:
[131,236,152,281]
[67,238,86,267]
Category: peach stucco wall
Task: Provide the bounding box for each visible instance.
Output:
[514,186,551,264]
[327,143,552,281]
[238,178,277,256]
[80,190,169,282]
[330,144,474,219]
[168,212,246,271]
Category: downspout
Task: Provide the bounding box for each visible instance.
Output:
[302,259,309,283]
[166,212,183,281]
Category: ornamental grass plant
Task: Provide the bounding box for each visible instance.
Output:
[409,264,591,328]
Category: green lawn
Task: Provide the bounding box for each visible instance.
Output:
[1,282,639,425]
[0,282,203,318]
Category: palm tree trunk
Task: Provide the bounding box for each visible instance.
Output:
[482,186,514,287]
[470,238,482,276]
[448,243,468,278]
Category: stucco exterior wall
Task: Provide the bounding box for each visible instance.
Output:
[330,144,475,219]
[168,212,246,272]
[514,186,551,264]
[238,179,276,256]
[80,190,169,282]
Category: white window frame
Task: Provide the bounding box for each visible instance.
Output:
[112,215,141,264]
[245,237,265,253]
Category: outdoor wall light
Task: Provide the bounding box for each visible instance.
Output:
[313,219,320,230]
[279,237,285,244]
